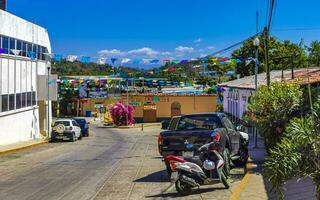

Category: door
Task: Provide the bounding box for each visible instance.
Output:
[143,104,157,122]
[72,120,82,137]
[143,110,157,122]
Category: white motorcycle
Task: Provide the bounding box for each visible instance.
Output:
[166,141,229,195]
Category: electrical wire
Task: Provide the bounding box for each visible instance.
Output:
[272,27,320,32]
[267,0,276,31]
[206,32,262,57]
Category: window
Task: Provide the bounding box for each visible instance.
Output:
[16,93,22,109]
[169,117,180,131]
[72,120,79,127]
[32,92,36,106]
[1,95,8,112]
[9,94,15,110]
[1,36,9,54]
[22,93,27,107]
[54,121,70,127]
[0,35,49,60]
[27,92,32,107]
[222,117,235,130]
[9,38,16,55]
[177,115,222,131]
[27,42,32,57]
[22,42,27,57]
[32,44,37,59]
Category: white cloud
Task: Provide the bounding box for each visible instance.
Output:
[128,47,159,57]
[121,58,131,64]
[98,49,123,56]
[194,38,202,43]
[200,54,207,58]
[161,51,172,56]
[175,46,194,53]
[207,46,215,50]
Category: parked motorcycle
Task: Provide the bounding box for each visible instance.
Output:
[165,141,229,195]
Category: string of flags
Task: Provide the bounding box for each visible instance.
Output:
[0,47,257,66]
[50,54,257,66]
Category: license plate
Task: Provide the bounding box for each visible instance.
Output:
[182,151,194,157]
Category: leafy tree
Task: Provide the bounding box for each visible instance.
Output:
[232,37,307,77]
[245,81,303,152]
[308,40,320,67]
[207,57,235,83]
[264,97,320,200]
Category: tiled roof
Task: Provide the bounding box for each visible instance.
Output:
[219,68,320,89]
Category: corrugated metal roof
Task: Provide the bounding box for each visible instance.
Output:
[219,68,320,89]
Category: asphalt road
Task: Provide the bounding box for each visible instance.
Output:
[0,125,245,200]
[0,125,154,200]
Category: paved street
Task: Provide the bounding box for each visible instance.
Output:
[0,125,246,200]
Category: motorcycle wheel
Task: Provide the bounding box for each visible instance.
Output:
[223,148,231,177]
[175,179,192,195]
[235,147,249,167]
[221,172,230,189]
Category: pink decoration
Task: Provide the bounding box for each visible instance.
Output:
[110,103,134,126]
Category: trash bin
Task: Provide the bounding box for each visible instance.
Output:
[85,111,92,117]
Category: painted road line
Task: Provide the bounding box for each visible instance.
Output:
[0,140,48,156]
[229,162,255,200]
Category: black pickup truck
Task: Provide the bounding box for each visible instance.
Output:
[158,113,248,176]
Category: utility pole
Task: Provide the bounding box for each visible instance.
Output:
[263,27,270,87]
[253,11,260,149]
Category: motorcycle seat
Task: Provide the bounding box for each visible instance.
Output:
[184,156,203,167]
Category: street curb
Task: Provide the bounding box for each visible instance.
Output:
[115,123,161,129]
[229,161,255,200]
[0,140,49,156]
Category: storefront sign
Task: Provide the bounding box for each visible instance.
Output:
[99,107,107,113]
[130,102,143,107]
[143,104,157,110]
[94,104,104,109]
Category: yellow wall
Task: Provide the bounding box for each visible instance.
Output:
[122,95,216,118]
[81,98,119,115]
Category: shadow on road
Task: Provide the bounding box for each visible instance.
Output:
[146,186,228,199]
[134,170,170,183]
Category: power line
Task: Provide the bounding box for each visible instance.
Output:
[206,32,262,57]
[267,0,276,31]
[272,27,320,32]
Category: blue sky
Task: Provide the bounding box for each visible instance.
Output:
[8,0,320,66]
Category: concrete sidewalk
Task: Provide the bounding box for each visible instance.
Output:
[236,132,316,200]
[0,139,48,155]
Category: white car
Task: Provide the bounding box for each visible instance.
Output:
[51,119,82,142]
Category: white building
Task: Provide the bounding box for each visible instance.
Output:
[219,68,320,120]
[0,7,53,145]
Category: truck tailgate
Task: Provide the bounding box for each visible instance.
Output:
[161,130,212,151]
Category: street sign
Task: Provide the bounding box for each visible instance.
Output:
[99,107,107,113]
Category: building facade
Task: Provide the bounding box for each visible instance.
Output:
[0,9,52,145]
[121,94,217,122]
[219,68,320,121]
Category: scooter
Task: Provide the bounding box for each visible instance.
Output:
[165,141,229,195]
